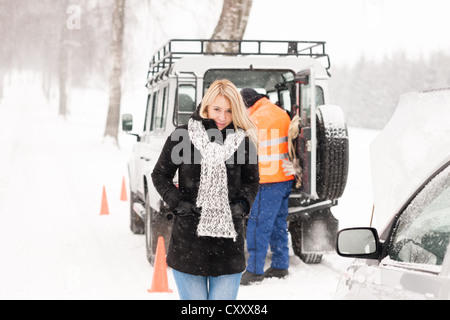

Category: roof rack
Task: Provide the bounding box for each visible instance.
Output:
[147,39,331,86]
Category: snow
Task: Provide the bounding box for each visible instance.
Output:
[0,76,378,300]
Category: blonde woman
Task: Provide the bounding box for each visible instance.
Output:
[151,80,260,300]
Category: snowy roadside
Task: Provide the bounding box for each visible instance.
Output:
[0,79,379,300]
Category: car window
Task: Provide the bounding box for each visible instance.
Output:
[150,86,169,131]
[298,84,324,125]
[159,86,169,129]
[388,164,450,268]
[143,94,152,131]
[176,85,196,126]
[316,86,324,106]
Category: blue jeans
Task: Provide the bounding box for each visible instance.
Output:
[172,269,242,300]
[246,180,293,275]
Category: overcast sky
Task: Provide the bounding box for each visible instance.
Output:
[244,0,450,66]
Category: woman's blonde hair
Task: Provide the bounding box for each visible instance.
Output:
[199,79,258,144]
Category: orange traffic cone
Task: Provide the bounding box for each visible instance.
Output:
[100,186,110,216]
[148,237,173,293]
[120,176,128,202]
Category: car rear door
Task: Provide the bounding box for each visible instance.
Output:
[293,67,318,199]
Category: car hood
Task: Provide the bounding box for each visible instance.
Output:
[370,89,450,233]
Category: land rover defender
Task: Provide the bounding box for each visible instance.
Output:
[122,39,349,265]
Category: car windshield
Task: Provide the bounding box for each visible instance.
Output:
[389,164,450,268]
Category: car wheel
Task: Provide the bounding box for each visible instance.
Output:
[289,220,323,264]
[145,193,156,266]
[316,105,349,200]
[144,193,173,266]
[130,190,145,235]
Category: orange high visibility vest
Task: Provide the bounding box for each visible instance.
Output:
[249,98,294,184]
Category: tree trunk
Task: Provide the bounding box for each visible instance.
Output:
[59,23,69,118]
[206,0,253,53]
[0,72,4,102]
[104,0,126,144]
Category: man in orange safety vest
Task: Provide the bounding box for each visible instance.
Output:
[240,88,294,285]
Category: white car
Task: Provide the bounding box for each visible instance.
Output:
[335,88,450,300]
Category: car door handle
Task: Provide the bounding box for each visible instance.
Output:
[140,157,151,162]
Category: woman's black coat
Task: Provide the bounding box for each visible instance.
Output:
[151,114,260,277]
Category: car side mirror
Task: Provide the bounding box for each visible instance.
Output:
[337,227,381,259]
[122,114,133,132]
[121,114,141,141]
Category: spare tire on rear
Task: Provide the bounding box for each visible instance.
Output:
[316,105,349,200]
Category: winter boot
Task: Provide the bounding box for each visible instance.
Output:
[240,271,265,285]
[264,267,289,279]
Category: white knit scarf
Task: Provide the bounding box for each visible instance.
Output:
[188,119,246,241]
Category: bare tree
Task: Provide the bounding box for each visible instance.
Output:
[0,1,7,101]
[58,1,83,115]
[59,7,70,118]
[104,0,126,144]
[207,0,253,53]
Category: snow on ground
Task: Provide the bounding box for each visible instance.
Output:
[0,77,379,300]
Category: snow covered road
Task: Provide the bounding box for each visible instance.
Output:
[0,80,378,300]
[0,83,151,299]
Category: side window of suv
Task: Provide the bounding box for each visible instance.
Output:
[176,84,196,125]
[387,164,450,268]
[150,86,169,131]
[299,85,325,125]
[149,91,159,131]
[143,94,151,132]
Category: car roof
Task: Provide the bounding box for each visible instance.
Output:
[170,56,330,79]
[146,39,331,86]
[370,88,450,233]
